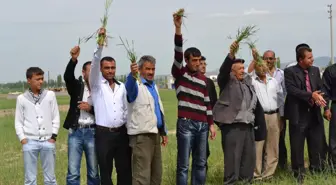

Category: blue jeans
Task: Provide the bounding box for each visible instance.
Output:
[23,139,57,185]
[176,118,209,185]
[66,128,100,185]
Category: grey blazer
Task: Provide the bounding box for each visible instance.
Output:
[213,55,266,141]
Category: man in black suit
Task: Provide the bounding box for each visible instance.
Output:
[284,43,328,184]
[198,56,218,173]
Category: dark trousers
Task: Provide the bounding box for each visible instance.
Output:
[95,125,132,185]
[278,118,288,169]
[220,123,255,185]
[329,103,336,166]
[129,133,162,185]
[289,112,327,180]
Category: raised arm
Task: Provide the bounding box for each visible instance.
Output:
[89,28,105,90]
[217,42,238,93]
[14,96,25,142]
[64,46,80,96]
[171,13,184,78]
[125,62,139,103]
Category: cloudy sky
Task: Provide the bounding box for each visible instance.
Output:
[0,0,334,83]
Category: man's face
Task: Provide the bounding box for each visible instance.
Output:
[101,60,116,80]
[255,64,268,78]
[198,60,206,74]
[140,61,155,81]
[232,63,245,81]
[186,54,201,72]
[263,51,276,69]
[82,64,91,82]
[27,74,44,91]
[299,51,314,68]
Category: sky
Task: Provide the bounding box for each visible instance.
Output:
[0,0,335,83]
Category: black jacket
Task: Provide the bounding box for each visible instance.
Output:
[63,59,94,130]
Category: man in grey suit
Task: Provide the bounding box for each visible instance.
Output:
[213,41,266,185]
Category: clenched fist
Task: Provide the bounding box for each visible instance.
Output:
[70,46,80,61]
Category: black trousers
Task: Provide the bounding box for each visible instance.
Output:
[95,125,132,185]
[220,123,255,185]
[329,103,336,166]
[289,112,328,179]
[278,118,288,169]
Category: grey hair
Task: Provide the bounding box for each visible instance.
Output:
[138,55,156,68]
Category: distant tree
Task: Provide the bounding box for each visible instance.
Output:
[276,57,281,68]
[57,74,62,87]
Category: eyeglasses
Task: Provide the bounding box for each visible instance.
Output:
[263,57,275,61]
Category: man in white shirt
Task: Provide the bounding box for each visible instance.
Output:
[89,28,131,185]
[64,46,100,185]
[15,67,60,185]
[250,58,285,180]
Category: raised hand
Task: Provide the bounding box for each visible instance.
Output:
[252,48,258,61]
[70,46,80,61]
[130,62,139,77]
[173,14,182,28]
[229,41,239,59]
[97,28,106,46]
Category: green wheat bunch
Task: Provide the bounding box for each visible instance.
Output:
[117,37,140,82]
[228,25,259,54]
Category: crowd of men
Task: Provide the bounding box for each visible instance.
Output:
[14,12,336,185]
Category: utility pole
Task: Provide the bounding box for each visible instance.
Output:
[48,70,50,89]
[328,4,334,65]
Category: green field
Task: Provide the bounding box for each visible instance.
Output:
[1,90,336,185]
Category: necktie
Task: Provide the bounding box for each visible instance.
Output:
[304,70,314,106]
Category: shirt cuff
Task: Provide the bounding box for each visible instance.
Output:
[18,134,26,142]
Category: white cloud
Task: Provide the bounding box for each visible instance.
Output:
[243,8,270,15]
[207,8,270,18]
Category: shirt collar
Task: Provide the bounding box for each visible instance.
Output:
[141,77,155,86]
[255,74,272,83]
[101,78,120,85]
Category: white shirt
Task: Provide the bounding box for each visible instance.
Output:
[15,90,60,141]
[78,82,95,125]
[89,45,128,128]
[251,75,285,112]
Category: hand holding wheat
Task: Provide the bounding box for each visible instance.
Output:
[130,63,139,78]
[229,41,239,58]
[97,28,106,46]
[70,46,80,61]
[173,14,182,28]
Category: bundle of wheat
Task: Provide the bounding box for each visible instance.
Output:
[118,37,140,82]
[228,25,258,54]
[247,41,269,75]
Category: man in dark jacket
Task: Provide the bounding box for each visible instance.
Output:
[213,41,266,185]
[63,46,100,185]
[198,56,218,173]
[284,43,328,184]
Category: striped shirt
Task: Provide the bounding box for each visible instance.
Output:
[172,34,213,124]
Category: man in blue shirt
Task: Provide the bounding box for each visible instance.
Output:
[125,55,168,185]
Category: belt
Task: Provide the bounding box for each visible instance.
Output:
[77,124,96,129]
[96,125,125,132]
[264,108,279,115]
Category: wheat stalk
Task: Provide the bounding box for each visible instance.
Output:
[276,57,281,68]
[97,0,113,46]
[228,25,258,54]
[117,36,140,82]
[174,8,188,31]
[247,41,269,74]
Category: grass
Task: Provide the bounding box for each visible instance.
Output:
[1,90,336,184]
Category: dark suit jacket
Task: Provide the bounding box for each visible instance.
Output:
[284,64,324,125]
[63,59,94,129]
[213,55,266,141]
[206,77,218,108]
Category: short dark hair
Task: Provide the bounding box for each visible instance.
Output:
[201,56,206,61]
[296,47,312,62]
[26,67,44,79]
[184,47,201,61]
[82,61,92,71]
[100,56,115,65]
